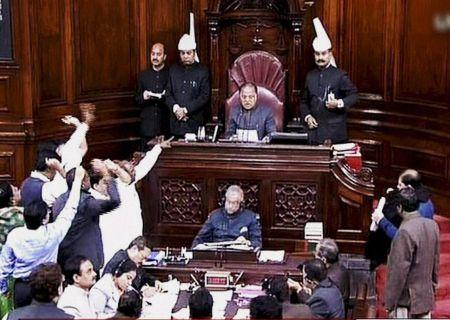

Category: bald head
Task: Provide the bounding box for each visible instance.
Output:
[398,169,422,190]
[151,43,166,70]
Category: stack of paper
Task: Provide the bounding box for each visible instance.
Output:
[257,250,285,263]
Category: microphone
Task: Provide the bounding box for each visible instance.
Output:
[370,197,386,232]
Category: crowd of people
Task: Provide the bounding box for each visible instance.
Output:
[0,16,441,320]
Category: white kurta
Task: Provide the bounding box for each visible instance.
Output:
[100,145,162,265]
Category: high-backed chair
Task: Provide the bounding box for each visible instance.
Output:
[225,51,286,132]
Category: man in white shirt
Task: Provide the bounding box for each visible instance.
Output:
[58,255,97,318]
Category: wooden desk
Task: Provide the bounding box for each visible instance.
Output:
[141,141,374,253]
[144,253,309,284]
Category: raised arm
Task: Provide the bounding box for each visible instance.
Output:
[47,166,84,242]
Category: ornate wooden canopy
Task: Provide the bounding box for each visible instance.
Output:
[206,0,314,125]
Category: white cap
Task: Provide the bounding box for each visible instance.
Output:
[178,34,197,51]
[312,17,337,67]
[312,18,332,51]
[189,12,200,62]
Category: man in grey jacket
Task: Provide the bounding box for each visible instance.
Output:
[385,187,440,318]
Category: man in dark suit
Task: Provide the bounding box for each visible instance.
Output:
[7,263,73,320]
[300,18,358,145]
[53,166,120,274]
[136,43,170,146]
[385,187,440,318]
[165,34,210,137]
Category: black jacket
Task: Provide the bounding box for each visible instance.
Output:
[300,65,358,144]
[136,67,170,137]
[102,249,155,289]
[165,62,210,136]
[54,181,120,271]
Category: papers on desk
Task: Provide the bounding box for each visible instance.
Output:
[236,129,259,142]
[257,250,285,263]
[141,279,181,318]
[193,240,252,251]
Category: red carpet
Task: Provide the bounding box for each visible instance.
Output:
[375,215,450,318]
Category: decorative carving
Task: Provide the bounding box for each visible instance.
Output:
[274,183,317,228]
[252,21,264,47]
[160,179,203,224]
[217,181,260,213]
[220,0,289,14]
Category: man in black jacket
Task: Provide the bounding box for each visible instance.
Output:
[300,18,358,145]
[136,43,170,146]
[165,34,210,137]
[53,166,120,274]
[102,236,155,293]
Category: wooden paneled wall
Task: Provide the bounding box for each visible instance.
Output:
[319,0,450,213]
[1,0,449,216]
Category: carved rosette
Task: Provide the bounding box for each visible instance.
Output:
[274,183,317,228]
[160,179,203,224]
[217,181,260,213]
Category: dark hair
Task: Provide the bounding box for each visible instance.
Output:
[86,162,104,187]
[24,200,48,230]
[128,236,150,250]
[117,290,142,318]
[250,295,282,319]
[399,186,419,212]
[239,82,258,95]
[35,150,59,172]
[29,263,63,302]
[0,182,13,208]
[302,258,327,283]
[114,259,138,277]
[189,287,213,319]
[63,255,90,285]
[262,276,289,302]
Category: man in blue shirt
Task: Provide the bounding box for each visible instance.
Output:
[372,169,435,239]
[0,166,85,307]
[192,185,262,249]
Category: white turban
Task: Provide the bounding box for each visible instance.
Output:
[178,34,196,51]
[312,17,337,67]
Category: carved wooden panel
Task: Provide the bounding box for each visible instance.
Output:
[0,151,13,179]
[160,178,203,224]
[341,0,389,100]
[337,185,363,235]
[74,0,138,98]
[34,0,67,106]
[147,0,191,67]
[0,76,10,111]
[391,145,447,178]
[216,180,260,213]
[273,182,318,228]
[393,0,450,106]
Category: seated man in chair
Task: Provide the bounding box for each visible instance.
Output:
[192,185,262,250]
[225,83,276,142]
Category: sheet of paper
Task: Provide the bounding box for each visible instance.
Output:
[257,250,285,262]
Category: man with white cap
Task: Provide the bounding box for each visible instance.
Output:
[165,33,210,137]
[300,18,358,145]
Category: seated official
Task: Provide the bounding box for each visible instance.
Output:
[225,83,276,142]
[192,185,262,249]
[288,259,344,319]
